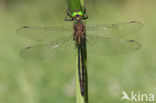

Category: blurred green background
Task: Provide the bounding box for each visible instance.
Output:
[0,0,156,103]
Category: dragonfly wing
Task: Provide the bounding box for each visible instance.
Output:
[20,38,76,60]
[87,36,141,56]
[86,21,143,38]
[16,26,73,42]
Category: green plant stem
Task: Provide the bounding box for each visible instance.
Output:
[80,0,85,7]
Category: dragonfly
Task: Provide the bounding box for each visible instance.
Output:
[16,0,143,97]
[16,20,143,94]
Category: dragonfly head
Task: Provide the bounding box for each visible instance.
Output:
[74,15,82,21]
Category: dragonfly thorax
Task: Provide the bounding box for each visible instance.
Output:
[73,19,86,45]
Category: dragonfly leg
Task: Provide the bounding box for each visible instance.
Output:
[83,7,87,14]
[82,15,88,20]
[82,7,88,20]
[65,9,74,21]
[65,15,74,21]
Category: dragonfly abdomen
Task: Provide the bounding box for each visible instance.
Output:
[78,44,85,96]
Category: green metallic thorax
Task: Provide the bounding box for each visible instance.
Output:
[66,0,84,17]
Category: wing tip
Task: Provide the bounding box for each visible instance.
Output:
[16,26,29,35]
[128,40,142,50]
[130,20,144,28]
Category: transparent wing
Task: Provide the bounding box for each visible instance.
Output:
[86,21,143,38]
[16,26,73,42]
[87,36,141,56]
[20,38,76,60]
